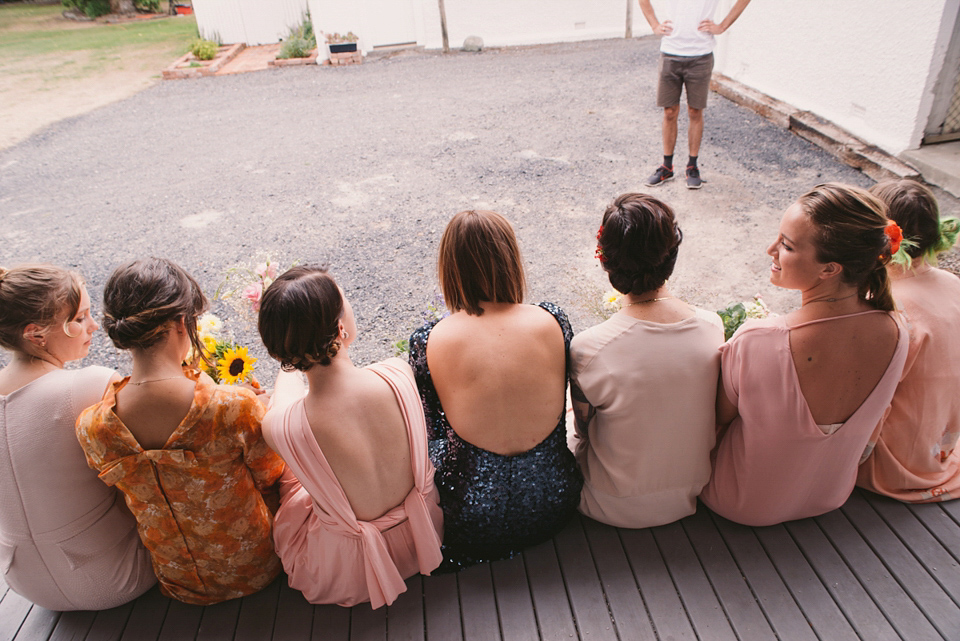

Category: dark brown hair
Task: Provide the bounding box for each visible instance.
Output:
[869,179,954,259]
[102,258,208,357]
[798,183,895,311]
[258,266,343,371]
[438,210,525,316]
[0,264,83,352]
[597,193,683,295]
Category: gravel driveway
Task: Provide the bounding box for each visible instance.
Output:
[2,36,957,379]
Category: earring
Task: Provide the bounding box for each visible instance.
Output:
[341,330,349,340]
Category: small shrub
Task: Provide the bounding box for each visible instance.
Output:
[62,0,111,18]
[190,39,219,61]
[277,37,312,59]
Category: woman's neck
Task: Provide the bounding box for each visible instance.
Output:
[623,285,671,306]
[799,282,864,312]
[129,346,186,384]
[304,350,355,394]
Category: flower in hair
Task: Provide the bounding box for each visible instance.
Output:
[595,226,607,261]
[884,220,903,255]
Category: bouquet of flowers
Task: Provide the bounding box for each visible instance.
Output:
[717,295,774,341]
[193,313,258,386]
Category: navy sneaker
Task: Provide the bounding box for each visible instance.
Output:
[645,165,674,187]
[686,165,703,189]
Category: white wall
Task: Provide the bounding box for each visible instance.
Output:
[711,0,960,155]
[194,0,309,46]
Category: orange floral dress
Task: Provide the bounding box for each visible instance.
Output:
[75,369,285,605]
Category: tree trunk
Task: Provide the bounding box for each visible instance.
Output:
[111,0,137,14]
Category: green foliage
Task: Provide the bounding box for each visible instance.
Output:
[277,14,316,59]
[62,0,111,18]
[392,339,409,356]
[717,302,747,342]
[190,38,219,61]
[137,0,161,12]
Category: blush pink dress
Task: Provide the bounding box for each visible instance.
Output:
[701,312,908,526]
[858,264,960,501]
[264,359,443,609]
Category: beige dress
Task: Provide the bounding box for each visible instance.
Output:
[569,308,724,528]
[0,366,155,611]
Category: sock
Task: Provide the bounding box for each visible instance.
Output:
[687,156,698,168]
[663,155,674,170]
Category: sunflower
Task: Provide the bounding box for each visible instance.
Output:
[217,346,256,384]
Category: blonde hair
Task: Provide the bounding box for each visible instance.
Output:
[0,264,83,352]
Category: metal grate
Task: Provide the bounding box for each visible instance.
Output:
[943,66,960,135]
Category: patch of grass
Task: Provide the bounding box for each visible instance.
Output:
[0,3,198,64]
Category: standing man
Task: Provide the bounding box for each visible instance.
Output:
[639,0,751,189]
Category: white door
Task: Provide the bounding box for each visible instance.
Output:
[364,0,418,47]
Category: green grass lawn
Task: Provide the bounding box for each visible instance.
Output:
[0,2,198,66]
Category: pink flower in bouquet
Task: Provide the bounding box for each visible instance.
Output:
[242,282,264,312]
[255,262,278,281]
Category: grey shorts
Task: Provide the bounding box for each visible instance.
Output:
[657,52,714,110]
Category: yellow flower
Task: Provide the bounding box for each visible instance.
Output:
[202,335,218,355]
[217,346,256,384]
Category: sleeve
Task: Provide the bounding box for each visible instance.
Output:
[235,391,286,493]
[75,405,106,473]
[718,333,744,408]
[538,302,574,372]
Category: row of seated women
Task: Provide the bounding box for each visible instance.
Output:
[0,180,957,612]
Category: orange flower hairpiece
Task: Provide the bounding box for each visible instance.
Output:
[884,220,903,255]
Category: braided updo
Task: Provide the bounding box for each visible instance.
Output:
[102,258,208,356]
[597,193,683,296]
[258,266,344,371]
[0,264,83,352]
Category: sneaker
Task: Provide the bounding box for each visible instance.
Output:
[645,165,674,186]
[686,165,703,189]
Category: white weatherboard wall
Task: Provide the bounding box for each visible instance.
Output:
[712,0,960,155]
[194,0,309,45]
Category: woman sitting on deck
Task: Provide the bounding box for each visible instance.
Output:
[0,264,154,611]
[76,258,285,606]
[258,266,443,609]
[701,183,909,526]
[857,179,960,502]
[569,193,724,528]
[409,210,582,572]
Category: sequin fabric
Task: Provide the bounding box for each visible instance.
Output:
[409,302,583,572]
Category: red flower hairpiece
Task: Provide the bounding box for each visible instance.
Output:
[595,226,607,262]
[884,220,903,255]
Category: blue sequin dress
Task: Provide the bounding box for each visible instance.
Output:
[409,302,583,572]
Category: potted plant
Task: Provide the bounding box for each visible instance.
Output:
[326,31,359,54]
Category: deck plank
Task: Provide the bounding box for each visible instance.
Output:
[863,492,960,602]
[652,520,736,640]
[0,591,33,641]
[196,599,241,641]
[234,577,281,641]
[710,514,817,641]
[906,501,960,566]
[11,606,59,641]
[349,603,386,641]
[47,611,95,641]
[423,572,461,641]
[455,563,499,641]
[846,492,960,635]
[118,587,168,641]
[386,574,424,641]
[553,518,616,641]
[939,499,960,527]
[272,582,313,640]
[682,508,775,639]
[312,605,350,641]
[523,539,577,640]
[85,603,134,641]
[157,602,203,641]
[489,556,538,641]
[619,527,696,640]
[580,518,656,641]
[754,524,859,640]
[815,508,945,640]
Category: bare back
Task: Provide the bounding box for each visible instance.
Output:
[788,310,899,425]
[426,303,567,456]
[303,364,414,522]
[114,379,196,450]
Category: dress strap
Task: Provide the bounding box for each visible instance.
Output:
[788,309,889,330]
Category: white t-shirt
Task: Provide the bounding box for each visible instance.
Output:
[660,0,721,57]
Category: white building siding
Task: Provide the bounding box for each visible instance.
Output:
[194,0,309,46]
[712,0,960,155]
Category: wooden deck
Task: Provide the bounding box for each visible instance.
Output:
[3,490,959,641]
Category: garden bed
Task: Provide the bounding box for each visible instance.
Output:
[162,42,244,79]
[269,49,319,67]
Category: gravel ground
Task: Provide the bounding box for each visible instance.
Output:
[2,36,957,381]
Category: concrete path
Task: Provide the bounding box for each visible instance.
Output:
[1,36,957,375]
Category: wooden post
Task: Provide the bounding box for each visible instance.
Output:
[438,0,450,53]
[625,0,633,38]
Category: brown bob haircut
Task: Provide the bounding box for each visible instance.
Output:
[258,265,344,371]
[438,210,525,316]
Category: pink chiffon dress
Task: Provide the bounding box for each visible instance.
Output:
[701,312,908,526]
[264,359,443,609]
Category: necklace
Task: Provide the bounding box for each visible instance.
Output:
[804,293,857,305]
[625,296,675,306]
[129,375,185,386]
